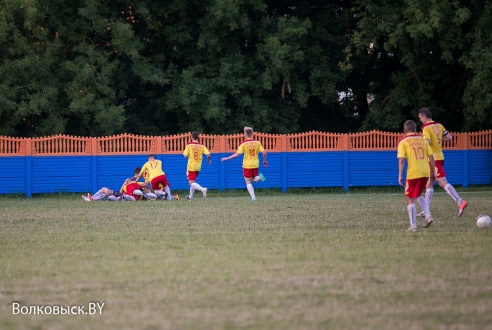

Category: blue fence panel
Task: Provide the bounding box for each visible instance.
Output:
[1,149,491,196]
[0,156,26,194]
[287,152,344,188]
[348,151,400,187]
[97,155,150,191]
[31,156,92,193]
[468,150,492,185]
[441,151,464,185]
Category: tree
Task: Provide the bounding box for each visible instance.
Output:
[343,0,492,132]
[1,0,491,137]
[0,0,147,136]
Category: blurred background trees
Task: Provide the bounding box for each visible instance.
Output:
[1,0,490,137]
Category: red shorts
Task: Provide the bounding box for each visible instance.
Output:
[405,177,428,199]
[434,160,446,178]
[187,171,199,181]
[151,175,169,191]
[125,183,143,200]
[243,168,258,179]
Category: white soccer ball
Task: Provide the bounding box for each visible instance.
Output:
[476,214,491,229]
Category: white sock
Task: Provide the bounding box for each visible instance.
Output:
[191,182,204,192]
[107,196,117,201]
[425,188,434,207]
[189,186,196,199]
[252,176,260,183]
[417,196,431,219]
[92,189,106,201]
[164,186,172,199]
[246,184,255,199]
[444,183,461,204]
[407,203,417,229]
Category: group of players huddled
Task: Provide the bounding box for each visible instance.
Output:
[82,127,267,202]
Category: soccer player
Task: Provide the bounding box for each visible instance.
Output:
[221,127,267,201]
[398,120,436,232]
[183,131,211,201]
[82,167,145,201]
[417,107,468,217]
[82,187,122,201]
[134,154,178,200]
[119,177,153,201]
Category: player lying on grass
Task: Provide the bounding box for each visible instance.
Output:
[82,168,157,201]
[118,177,157,201]
[82,187,122,201]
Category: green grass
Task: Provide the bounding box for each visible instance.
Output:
[1,189,492,329]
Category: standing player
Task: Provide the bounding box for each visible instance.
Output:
[183,131,211,201]
[398,120,436,232]
[417,107,468,217]
[221,127,267,201]
[134,154,178,200]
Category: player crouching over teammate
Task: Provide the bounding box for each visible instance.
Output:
[82,167,156,202]
[119,177,156,201]
[398,120,436,232]
[134,154,179,201]
[183,131,211,201]
[221,127,267,201]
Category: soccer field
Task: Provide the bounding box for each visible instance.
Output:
[1,190,491,329]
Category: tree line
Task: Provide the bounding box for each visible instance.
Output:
[1,0,491,137]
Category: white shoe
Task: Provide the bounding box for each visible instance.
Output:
[406,227,417,232]
[417,211,425,217]
[203,188,207,198]
[422,217,433,228]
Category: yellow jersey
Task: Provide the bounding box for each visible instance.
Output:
[421,121,448,161]
[397,133,433,180]
[139,160,165,181]
[183,142,210,172]
[236,139,265,169]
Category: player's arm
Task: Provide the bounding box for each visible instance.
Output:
[262,150,268,167]
[422,127,432,145]
[119,178,131,193]
[202,146,212,164]
[134,164,146,182]
[428,154,436,183]
[398,158,405,186]
[221,152,240,161]
[442,130,452,142]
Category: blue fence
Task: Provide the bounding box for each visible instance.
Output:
[0,150,491,197]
